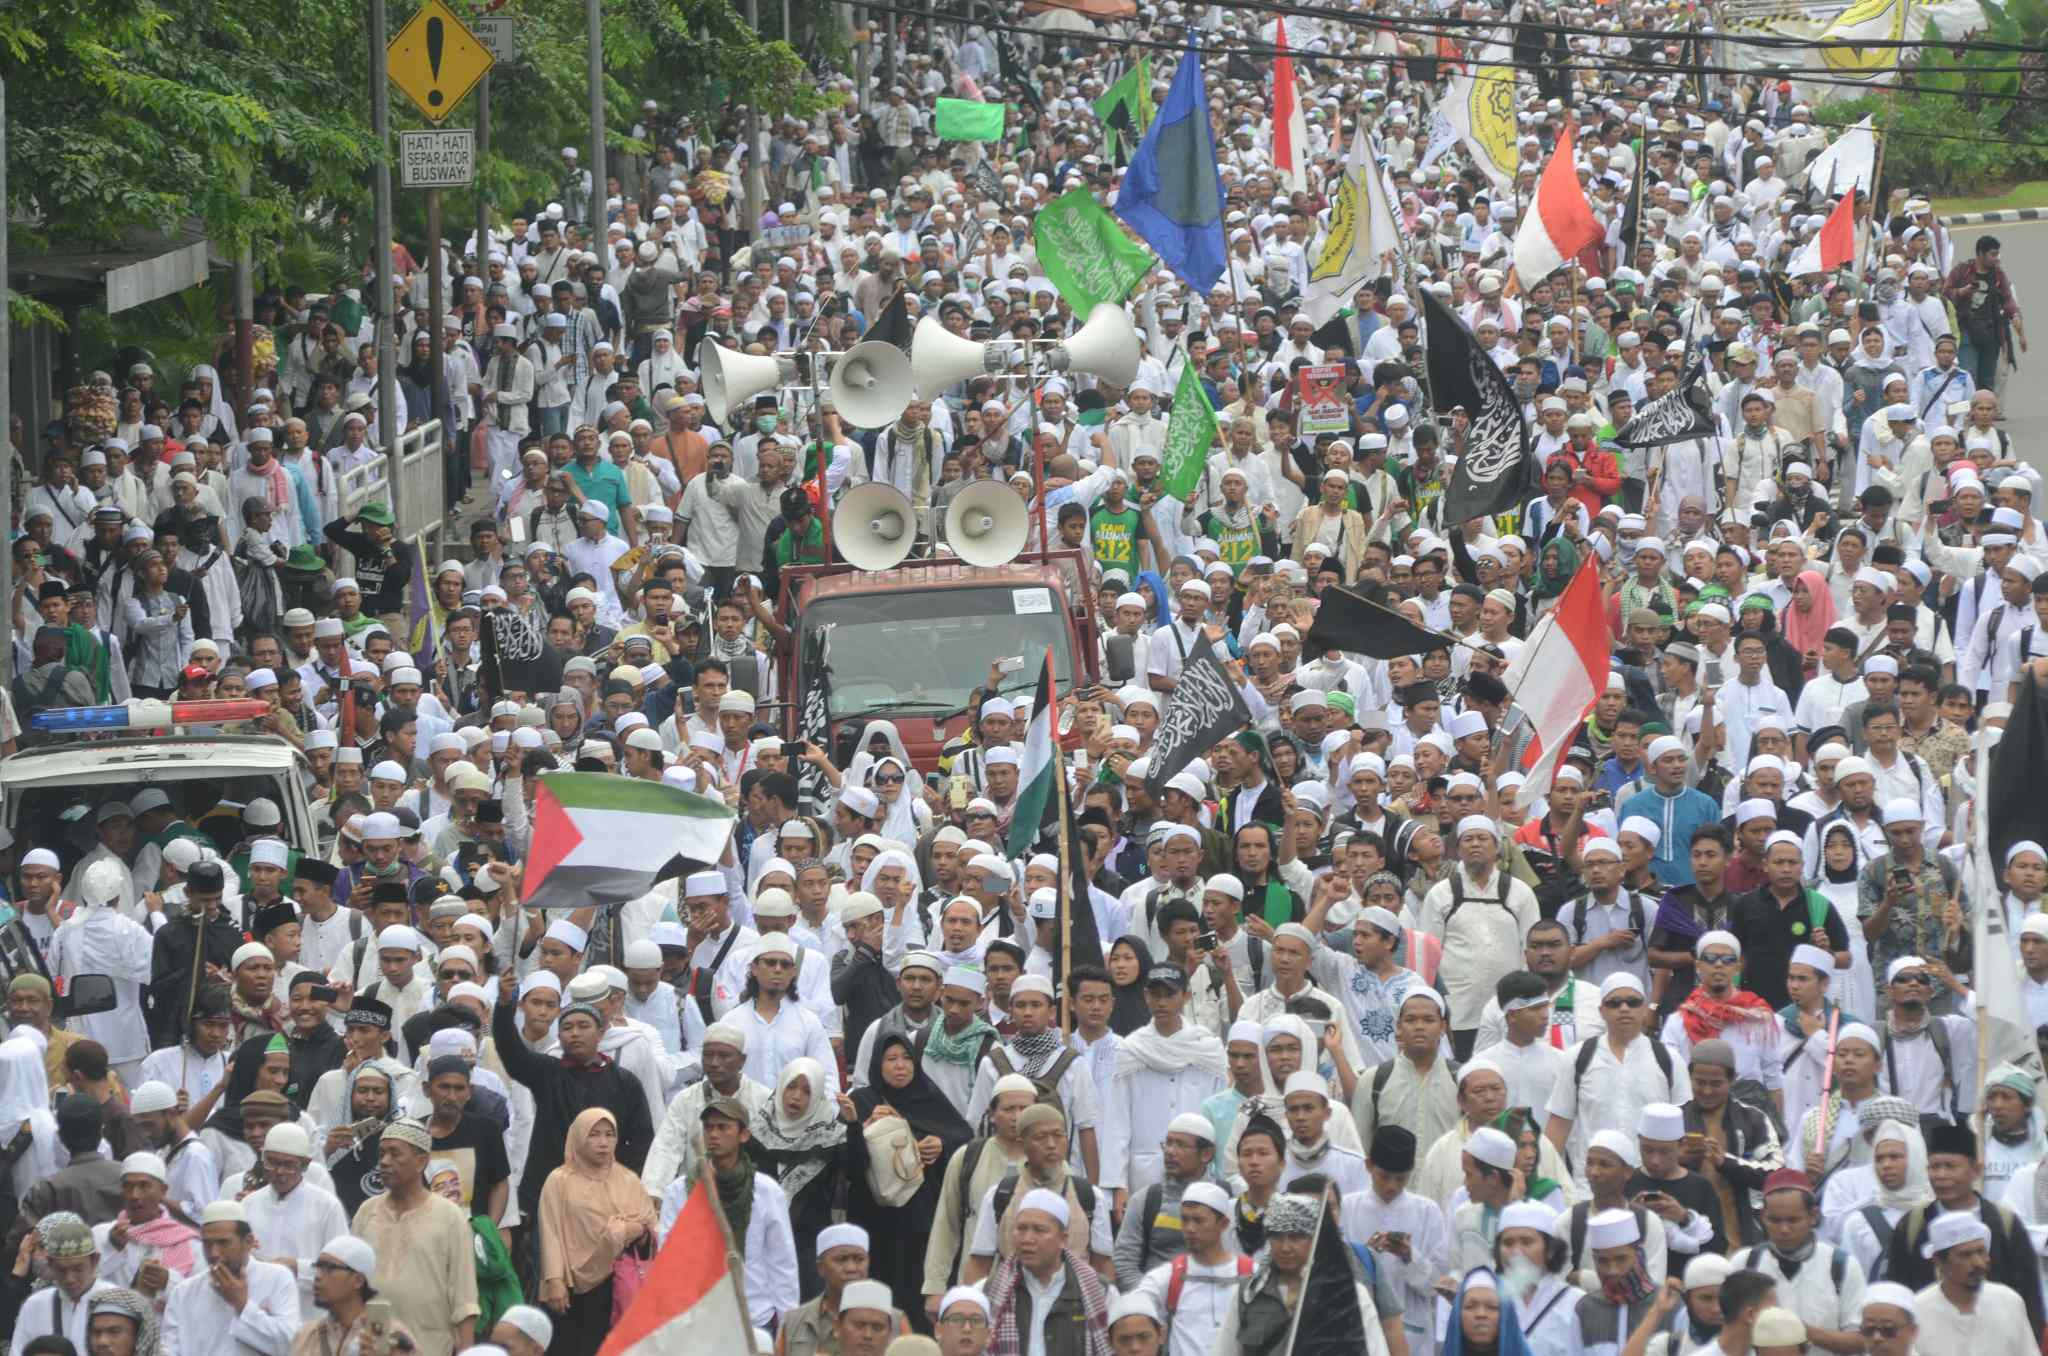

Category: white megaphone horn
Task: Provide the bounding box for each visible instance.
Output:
[944,482,1029,568]
[1044,302,1142,388]
[827,341,916,429]
[910,315,1010,399]
[833,483,918,572]
[700,339,795,425]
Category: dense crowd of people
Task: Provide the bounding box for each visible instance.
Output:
[0,0,2040,1354]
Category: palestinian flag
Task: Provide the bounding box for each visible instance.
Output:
[1006,649,1062,859]
[522,773,737,911]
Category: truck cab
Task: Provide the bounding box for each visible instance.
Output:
[774,548,1101,773]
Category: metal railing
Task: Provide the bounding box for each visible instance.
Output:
[338,418,447,548]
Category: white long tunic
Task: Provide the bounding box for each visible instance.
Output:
[49,905,155,1065]
[242,1181,353,1310]
[160,1259,301,1356]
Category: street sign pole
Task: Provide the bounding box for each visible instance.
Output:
[429,185,446,509]
[371,0,401,523]
[475,71,490,271]
[586,0,605,227]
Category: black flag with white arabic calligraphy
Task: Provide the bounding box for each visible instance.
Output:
[1421,288,1535,525]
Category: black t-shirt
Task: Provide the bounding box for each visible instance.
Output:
[1626,1169,1729,1256]
[431,1111,512,1216]
[1728,888,1851,1009]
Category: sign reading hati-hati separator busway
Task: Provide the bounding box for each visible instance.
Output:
[399,129,476,188]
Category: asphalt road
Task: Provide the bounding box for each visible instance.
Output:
[1952,222,2047,463]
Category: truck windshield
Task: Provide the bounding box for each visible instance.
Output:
[805,584,1073,718]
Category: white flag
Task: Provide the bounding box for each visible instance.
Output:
[1301,129,1378,327]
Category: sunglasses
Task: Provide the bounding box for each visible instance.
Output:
[874,772,906,785]
[1698,952,1739,966]
[1859,1325,1905,1340]
[1893,972,1933,986]
[1602,996,1645,1010]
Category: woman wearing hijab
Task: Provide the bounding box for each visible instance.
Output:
[1779,569,1838,680]
[840,1032,973,1331]
[1530,538,1579,614]
[865,755,929,844]
[324,1060,407,1215]
[1735,595,1808,702]
[1443,1267,1537,1356]
[0,1037,58,1208]
[188,364,239,445]
[749,1057,846,1300]
[1834,1119,1930,1281]
[1104,936,1154,1037]
[537,1107,659,1355]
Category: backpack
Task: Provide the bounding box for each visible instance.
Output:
[1858,1203,1896,1277]
[985,1047,1080,1130]
[1371,1055,1459,1128]
[1563,890,1648,947]
[1573,1034,1676,1107]
[990,1167,1098,1243]
[1166,1251,1253,1316]
[1440,869,1514,930]
[1881,1017,1960,1133]
[1569,1202,1652,1270]
[1737,1243,1848,1291]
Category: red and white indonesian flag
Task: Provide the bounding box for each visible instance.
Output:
[1790,188,1858,276]
[1511,125,1604,285]
[1504,562,1611,811]
[521,772,737,911]
[1273,18,1308,191]
[599,1177,758,1356]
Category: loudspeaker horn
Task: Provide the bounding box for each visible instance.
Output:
[828,341,916,429]
[1046,302,1142,387]
[834,483,917,572]
[700,340,794,424]
[945,482,1029,567]
[910,315,1007,398]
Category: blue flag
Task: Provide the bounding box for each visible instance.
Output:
[1112,38,1225,294]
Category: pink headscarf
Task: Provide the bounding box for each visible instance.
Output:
[1781,568,1838,660]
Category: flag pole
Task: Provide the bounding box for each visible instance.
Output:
[699,1174,762,1355]
[1049,643,1078,1038]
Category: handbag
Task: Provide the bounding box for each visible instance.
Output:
[863,1115,925,1207]
[611,1237,653,1323]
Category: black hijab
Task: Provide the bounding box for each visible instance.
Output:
[204,1032,280,1141]
[851,1032,972,1151]
[1108,934,1154,1036]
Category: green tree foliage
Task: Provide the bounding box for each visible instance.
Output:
[1828,0,2048,192]
[1,0,825,280]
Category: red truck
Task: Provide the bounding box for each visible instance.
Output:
[774,548,1102,774]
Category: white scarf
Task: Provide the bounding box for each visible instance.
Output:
[1115,1020,1228,1080]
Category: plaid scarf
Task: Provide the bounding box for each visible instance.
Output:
[985,1251,1113,1356]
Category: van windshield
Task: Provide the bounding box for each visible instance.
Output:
[805,584,1072,719]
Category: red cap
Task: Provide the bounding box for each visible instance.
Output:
[180,664,211,684]
[1762,1167,1814,1197]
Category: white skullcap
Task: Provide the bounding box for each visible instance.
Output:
[1466,1126,1518,1170]
[375,926,420,952]
[544,919,588,951]
[1016,1187,1071,1227]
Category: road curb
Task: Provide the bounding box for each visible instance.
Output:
[1943,208,2047,226]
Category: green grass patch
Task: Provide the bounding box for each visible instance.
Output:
[1937,181,2048,216]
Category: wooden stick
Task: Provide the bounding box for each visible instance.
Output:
[700,1172,761,1354]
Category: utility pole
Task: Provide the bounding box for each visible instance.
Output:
[587,0,606,224]
[371,0,401,521]
[745,0,764,225]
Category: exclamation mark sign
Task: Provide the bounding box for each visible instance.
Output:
[425,17,445,105]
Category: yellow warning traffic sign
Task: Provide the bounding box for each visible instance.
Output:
[387,0,495,124]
